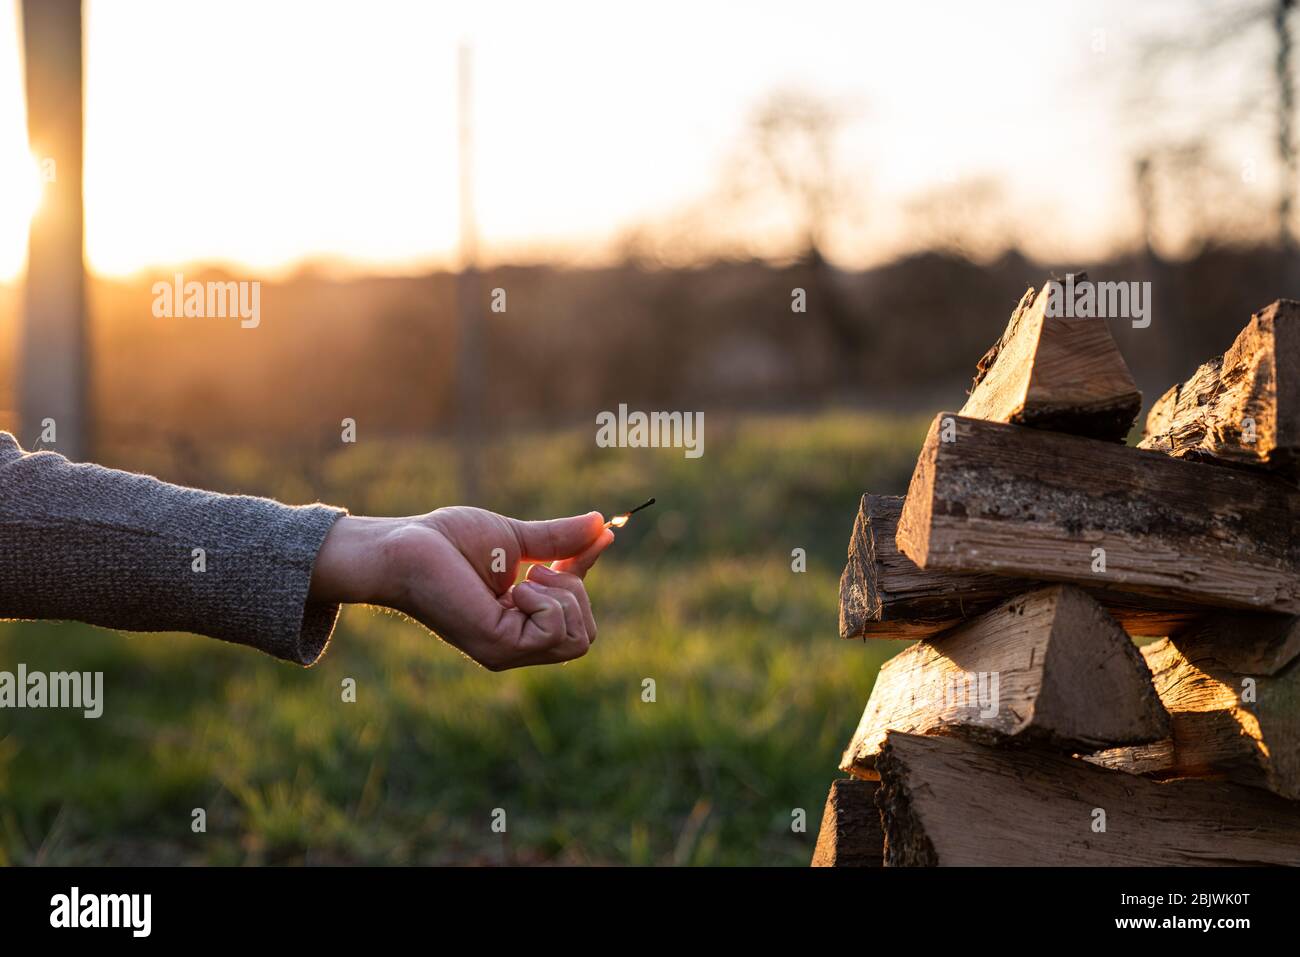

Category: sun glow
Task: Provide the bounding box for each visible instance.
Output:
[0,149,44,280]
[20,152,44,219]
[0,1,1261,284]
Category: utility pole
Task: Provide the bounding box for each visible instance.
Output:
[455,41,483,502]
[19,0,88,460]
[1276,0,1296,248]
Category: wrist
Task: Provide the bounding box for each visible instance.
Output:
[310,515,407,607]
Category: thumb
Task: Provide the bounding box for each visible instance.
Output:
[551,527,615,578]
[510,511,605,562]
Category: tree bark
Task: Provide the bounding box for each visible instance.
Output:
[841,493,1196,640]
[1141,300,1300,472]
[897,412,1300,615]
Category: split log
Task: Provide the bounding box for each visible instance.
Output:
[896,412,1300,615]
[840,494,1034,640]
[1171,611,1300,676]
[961,280,1141,441]
[1087,626,1300,800]
[810,779,883,867]
[875,732,1300,866]
[840,493,1196,640]
[840,586,1168,777]
[1141,299,1300,471]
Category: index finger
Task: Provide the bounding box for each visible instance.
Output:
[550,528,615,578]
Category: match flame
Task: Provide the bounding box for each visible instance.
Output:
[602,497,654,529]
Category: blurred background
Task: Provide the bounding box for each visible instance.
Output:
[1,0,1297,864]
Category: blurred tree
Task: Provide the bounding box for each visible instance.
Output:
[742,90,845,258]
[901,176,1014,262]
[1133,155,1156,260]
[1132,0,1296,249]
[730,90,867,391]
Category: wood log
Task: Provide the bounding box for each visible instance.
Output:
[1172,611,1300,676]
[840,586,1168,778]
[1087,627,1300,799]
[961,279,1141,441]
[840,493,1196,640]
[1141,299,1300,471]
[839,494,1034,640]
[875,731,1300,866]
[810,779,883,867]
[896,412,1300,615]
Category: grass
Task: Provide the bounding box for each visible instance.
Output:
[0,409,929,865]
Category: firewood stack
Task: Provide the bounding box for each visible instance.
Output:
[812,283,1300,867]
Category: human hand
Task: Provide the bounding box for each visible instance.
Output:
[310,507,615,670]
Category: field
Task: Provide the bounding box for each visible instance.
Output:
[0,410,927,865]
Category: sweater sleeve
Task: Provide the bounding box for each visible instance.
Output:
[0,432,347,666]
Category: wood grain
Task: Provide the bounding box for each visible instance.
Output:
[896,412,1300,615]
[840,586,1169,777]
[875,732,1300,866]
[839,494,1034,640]
[961,281,1141,441]
[840,493,1196,640]
[1087,627,1300,800]
[1142,299,1300,471]
[1169,611,1300,676]
[810,779,883,867]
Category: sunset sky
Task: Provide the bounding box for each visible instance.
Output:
[0,0,1277,282]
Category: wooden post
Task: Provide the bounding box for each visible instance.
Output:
[18,0,87,460]
[455,42,483,503]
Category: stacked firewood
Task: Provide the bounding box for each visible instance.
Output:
[812,283,1300,866]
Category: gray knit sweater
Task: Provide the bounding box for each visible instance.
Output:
[0,432,347,665]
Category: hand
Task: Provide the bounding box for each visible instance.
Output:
[310,508,615,670]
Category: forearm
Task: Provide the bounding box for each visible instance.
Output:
[0,433,346,665]
[0,429,613,672]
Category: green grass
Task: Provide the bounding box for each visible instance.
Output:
[0,409,928,865]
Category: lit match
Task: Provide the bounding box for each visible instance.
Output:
[604,497,656,529]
